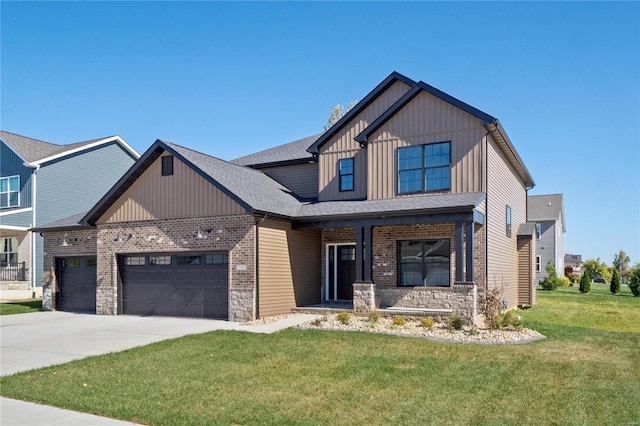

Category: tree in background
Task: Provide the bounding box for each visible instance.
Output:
[324,100,358,131]
[582,258,611,283]
[580,270,591,294]
[610,269,620,294]
[613,250,632,282]
[629,266,640,297]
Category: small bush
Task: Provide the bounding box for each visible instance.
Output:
[501,310,523,330]
[580,271,591,294]
[557,276,570,287]
[368,311,381,324]
[420,318,434,329]
[447,313,463,330]
[336,312,351,325]
[629,267,640,297]
[540,261,560,291]
[392,317,407,327]
[479,286,503,330]
[610,270,621,294]
[311,316,327,327]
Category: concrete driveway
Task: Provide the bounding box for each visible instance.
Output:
[1,311,317,376]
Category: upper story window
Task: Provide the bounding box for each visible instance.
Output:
[1,238,18,264]
[0,175,20,209]
[535,223,541,240]
[338,158,354,191]
[506,205,512,238]
[161,155,174,176]
[398,142,450,194]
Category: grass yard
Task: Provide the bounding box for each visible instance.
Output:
[0,299,42,315]
[1,285,639,425]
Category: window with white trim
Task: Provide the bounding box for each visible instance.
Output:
[536,256,541,272]
[535,223,541,240]
[0,238,18,264]
[506,205,512,238]
[0,176,19,208]
[398,142,450,194]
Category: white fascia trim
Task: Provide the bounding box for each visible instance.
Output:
[0,207,33,217]
[0,224,30,231]
[0,139,28,163]
[25,136,140,167]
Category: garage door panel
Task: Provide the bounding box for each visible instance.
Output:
[120,253,228,319]
[58,257,97,313]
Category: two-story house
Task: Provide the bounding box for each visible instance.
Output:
[37,72,536,323]
[527,194,566,283]
[0,131,139,298]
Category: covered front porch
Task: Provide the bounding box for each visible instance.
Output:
[295,200,486,324]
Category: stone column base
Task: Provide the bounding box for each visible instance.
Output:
[353,281,376,313]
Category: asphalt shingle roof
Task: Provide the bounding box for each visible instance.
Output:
[164,141,303,217]
[31,211,91,232]
[527,194,564,221]
[231,134,321,167]
[1,130,117,163]
[518,222,536,236]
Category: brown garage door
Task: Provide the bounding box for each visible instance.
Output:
[119,252,228,319]
[56,256,97,313]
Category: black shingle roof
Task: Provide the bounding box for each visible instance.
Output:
[231,134,321,167]
[31,211,92,232]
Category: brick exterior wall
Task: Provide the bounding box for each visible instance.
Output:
[42,228,99,310]
[96,215,256,321]
[322,221,486,324]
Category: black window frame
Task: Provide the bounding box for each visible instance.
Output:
[397,239,451,287]
[397,141,451,195]
[161,155,174,176]
[338,157,354,192]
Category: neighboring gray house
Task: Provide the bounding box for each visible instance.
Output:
[0,131,139,296]
[527,194,566,283]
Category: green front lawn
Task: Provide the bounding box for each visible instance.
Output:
[1,285,639,425]
[0,299,42,315]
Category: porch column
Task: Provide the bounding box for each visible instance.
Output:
[465,221,474,282]
[363,225,373,282]
[455,221,464,282]
[355,226,363,282]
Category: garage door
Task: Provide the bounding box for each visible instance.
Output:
[119,252,228,319]
[56,256,97,312]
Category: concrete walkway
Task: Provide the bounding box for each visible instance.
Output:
[1,311,319,425]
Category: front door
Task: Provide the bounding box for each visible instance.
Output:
[327,244,356,301]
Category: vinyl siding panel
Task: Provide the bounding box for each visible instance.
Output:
[260,163,318,199]
[98,151,244,224]
[534,221,556,283]
[486,136,527,308]
[35,142,136,285]
[517,235,536,305]
[318,80,412,201]
[0,209,33,227]
[1,142,33,209]
[258,219,320,317]
[367,91,486,200]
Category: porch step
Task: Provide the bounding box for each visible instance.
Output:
[382,307,453,314]
[292,306,354,315]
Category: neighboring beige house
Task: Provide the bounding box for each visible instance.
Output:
[564,254,582,278]
[36,71,536,323]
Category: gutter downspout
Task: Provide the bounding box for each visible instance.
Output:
[31,165,40,297]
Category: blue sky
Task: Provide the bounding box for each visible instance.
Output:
[1,1,638,266]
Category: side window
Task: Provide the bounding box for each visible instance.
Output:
[161,155,174,176]
[536,256,541,272]
[506,205,512,238]
[338,158,354,192]
[0,175,20,208]
[535,223,541,240]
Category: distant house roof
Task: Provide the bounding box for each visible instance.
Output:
[528,194,565,231]
[0,130,139,166]
[31,211,92,232]
[231,133,321,168]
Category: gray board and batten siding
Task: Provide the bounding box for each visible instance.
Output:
[32,142,138,286]
[259,163,319,200]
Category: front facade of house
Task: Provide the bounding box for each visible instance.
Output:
[0,131,138,296]
[527,194,565,283]
[40,72,536,323]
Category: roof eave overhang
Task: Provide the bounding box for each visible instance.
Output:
[307,71,417,155]
[485,120,535,189]
[245,157,317,170]
[25,136,140,167]
[30,225,95,233]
